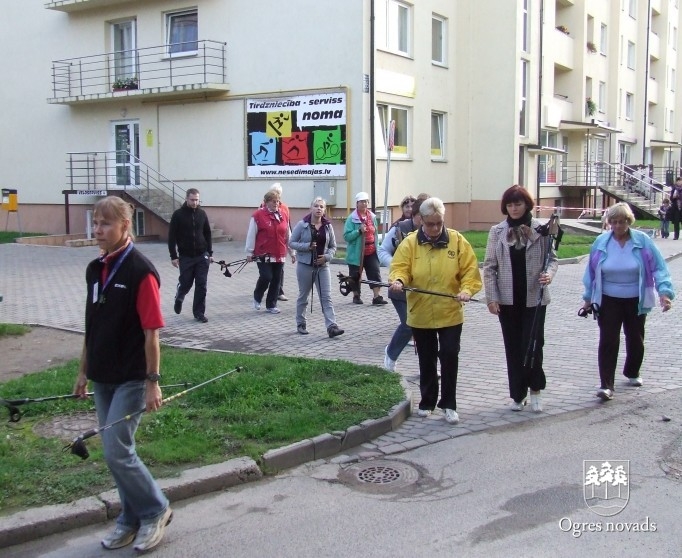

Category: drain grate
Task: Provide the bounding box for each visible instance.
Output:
[339,460,419,491]
[357,464,403,484]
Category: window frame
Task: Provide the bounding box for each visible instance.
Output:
[625,92,634,120]
[377,102,411,158]
[598,81,607,113]
[600,24,607,55]
[166,9,198,58]
[430,111,446,160]
[519,59,529,137]
[627,41,636,70]
[432,13,447,65]
[378,0,412,57]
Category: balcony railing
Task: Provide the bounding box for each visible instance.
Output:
[49,40,228,104]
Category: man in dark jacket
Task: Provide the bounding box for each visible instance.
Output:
[168,188,213,322]
[668,178,682,240]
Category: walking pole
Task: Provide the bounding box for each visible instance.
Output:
[337,273,481,302]
[63,367,242,459]
[523,213,563,368]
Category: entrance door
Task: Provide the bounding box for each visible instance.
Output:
[112,20,137,82]
[112,121,140,188]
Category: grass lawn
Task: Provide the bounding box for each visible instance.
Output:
[0,346,404,514]
[0,232,46,244]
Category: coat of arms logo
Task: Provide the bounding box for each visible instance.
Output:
[583,460,630,517]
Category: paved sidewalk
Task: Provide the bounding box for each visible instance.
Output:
[2,237,681,448]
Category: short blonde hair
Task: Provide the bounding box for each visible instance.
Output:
[607,202,635,225]
[310,196,326,209]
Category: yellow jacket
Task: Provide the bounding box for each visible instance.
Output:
[389,228,482,329]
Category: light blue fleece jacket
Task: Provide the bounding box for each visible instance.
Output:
[582,229,675,315]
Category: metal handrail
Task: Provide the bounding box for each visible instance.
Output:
[50,40,227,99]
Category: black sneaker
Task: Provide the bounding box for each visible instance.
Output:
[194,314,208,323]
[328,325,345,338]
[297,324,308,335]
[352,295,363,305]
[372,296,388,305]
[174,299,183,314]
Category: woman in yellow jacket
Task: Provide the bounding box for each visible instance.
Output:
[389,197,482,425]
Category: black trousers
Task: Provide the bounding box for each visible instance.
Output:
[254,261,284,310]
[175,253,210,318]
[348,252,381,296]
[412,324,462,411]
[597,295,646,390]
[498,304,547,403]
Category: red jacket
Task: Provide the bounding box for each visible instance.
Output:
[252,207,289,259]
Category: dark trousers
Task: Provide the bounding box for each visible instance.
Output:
[348,252,381,296]
[412,324,462,411]
[597,295,646,390]
[175,253,210,318]
[255,261,284,310]
[498,304,547,402]
[673,217,680,240]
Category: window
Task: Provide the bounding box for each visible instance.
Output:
[598,81,607,113]
[669,67,676,91]
[112,20,136,81]
[627,41,635,69]
[431,112,445,159]
[519,59,529,136]
[167,9,198,56]
[134,208,145,237]
[629,0,637,18]
[600,24,608,55]
[377,103,410,156]
[539,131,558,184]
[377,0,412,56]
[522,0,530,53]
[625,92,634,119]
[619,142,632,163]
[667,109,675,132]
[673,27,678,51]
[432,14,447,64]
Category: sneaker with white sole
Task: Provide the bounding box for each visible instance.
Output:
[596,388,614,401]
[628,377,643,387]
[510,399,526,411]
[416,408,432,417]
[444,409,459,424]
[383,346,396,372]
[132,507,173,552]
[101,525,137,550]
[252,299,261,310]
[266,307,281,314]
[278,294,288,301]
[530,393,543,412]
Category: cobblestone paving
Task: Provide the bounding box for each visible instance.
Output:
[1,238,681,456]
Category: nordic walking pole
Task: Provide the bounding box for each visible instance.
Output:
[337,273,481,302]
[63,367,242,459]
[524,213,562,368]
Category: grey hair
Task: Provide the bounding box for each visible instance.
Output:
[270,182,283,195]
[418,197,445,218]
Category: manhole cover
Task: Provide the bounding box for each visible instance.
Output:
[339,460,419,492]
[33,411,98,441]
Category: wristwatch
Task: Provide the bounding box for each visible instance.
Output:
[145,373,161,382]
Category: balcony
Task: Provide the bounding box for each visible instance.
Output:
[552,29,574,71]
[48,40,229,105]
[649,32,660,60]
[45,0,135,13]
[648,77,659,105]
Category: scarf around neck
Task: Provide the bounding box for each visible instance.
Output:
[506,211,533,249]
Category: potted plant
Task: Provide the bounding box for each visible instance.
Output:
[586,41,597,53]
[112,76,139,91]
[586,97,597,116]
[556,25,569,35]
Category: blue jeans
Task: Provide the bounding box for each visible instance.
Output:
[386,298,412,361]
[93,381,168,529]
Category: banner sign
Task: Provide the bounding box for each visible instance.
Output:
[246,91,347,179]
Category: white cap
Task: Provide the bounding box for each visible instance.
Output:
[355,191,370,202]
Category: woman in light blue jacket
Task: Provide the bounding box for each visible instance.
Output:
[289,197,344,338]
[582,202,674,401]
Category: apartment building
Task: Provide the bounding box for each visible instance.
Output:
[0,1,680,239]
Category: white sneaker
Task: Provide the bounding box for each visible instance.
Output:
[101,525,137,550]
[530,393,543,412]
[252,299,261,310]
[266,307,281,314]
[596,388,614,401]
[383,346,397,372]
[511,400,526,411]
[416,409,431,417]
[445,409,459,424]
[133,507,173,552]
[628,377,643,387]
